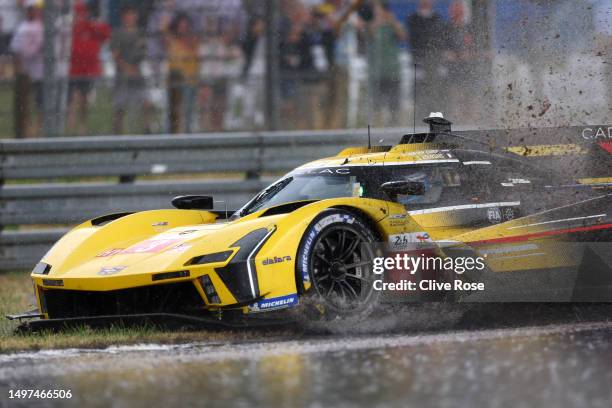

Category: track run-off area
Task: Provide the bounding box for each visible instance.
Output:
[1,309,612,408]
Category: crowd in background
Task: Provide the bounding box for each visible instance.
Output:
[1,0,610,137]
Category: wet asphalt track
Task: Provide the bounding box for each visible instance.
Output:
[1,305,612,408]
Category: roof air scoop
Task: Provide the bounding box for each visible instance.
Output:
[424,112,452,134]
[399,112,452,145]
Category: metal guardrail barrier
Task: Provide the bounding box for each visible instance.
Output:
[0,128,409,180]
[1,180,267,226]
[0,125,608,271]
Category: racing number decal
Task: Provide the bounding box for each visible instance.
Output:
[388,232,433,251]
[122,239,181,254]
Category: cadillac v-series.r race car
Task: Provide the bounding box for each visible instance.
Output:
[11,115,612,328]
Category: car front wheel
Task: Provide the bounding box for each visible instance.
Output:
[296,209,380,319]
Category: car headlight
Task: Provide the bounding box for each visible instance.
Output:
[32,262,51,275]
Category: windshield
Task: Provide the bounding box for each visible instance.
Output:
[236,167,384,217]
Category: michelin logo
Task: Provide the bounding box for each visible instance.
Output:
[248,294,298,313]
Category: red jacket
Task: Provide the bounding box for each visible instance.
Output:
[70,20,111,78]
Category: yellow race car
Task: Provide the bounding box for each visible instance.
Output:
[13,116,612,328]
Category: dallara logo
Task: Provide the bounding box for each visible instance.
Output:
[262,255,292,265]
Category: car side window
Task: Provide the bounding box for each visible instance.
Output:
[383,164,464,210]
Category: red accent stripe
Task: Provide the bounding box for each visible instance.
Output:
[599,141,612,154]
[469,223,612,246]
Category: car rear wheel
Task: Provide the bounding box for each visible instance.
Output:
[296,209,380,320]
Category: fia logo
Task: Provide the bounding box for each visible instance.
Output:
[487,207,502,224]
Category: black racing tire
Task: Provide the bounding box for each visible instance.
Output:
[295,208,381,321]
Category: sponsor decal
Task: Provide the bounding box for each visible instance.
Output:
[248,294,298,313]
[503,207,516,221]
[487,207,502,223]
[582,127,612,140]
[122,238,181,254]
[388,232,433,251]
[168,243,192,253]
[97,248,124,257]
[153,230,199,239]
[294,167,352,175]
[389,214,407,226]
[262,255,292,265]
[152,221,169,227]
[98,266,126,276]
[417,233,431,242]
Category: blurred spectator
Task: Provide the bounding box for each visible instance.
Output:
[144,0,175,133]
[406,0,446,120]
[279,3,315,129]
[0,16,13,79]
[198,29,242,132]
[10,0,43,138]
[322,0,361,129]
[110,5,150,134]
[146,0,174,78]
[198,1,244,132]
[240,0,267,77]
[234,15,266,129]
[445,0,477,121]
[163,12,200,133]
[66,1,110,135]
[369,0,406,126]
[107,0,152,28]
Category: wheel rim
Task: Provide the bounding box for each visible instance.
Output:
[310,225,375,310]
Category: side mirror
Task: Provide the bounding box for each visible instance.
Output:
[381,181,426,197]
[171,195,214,210]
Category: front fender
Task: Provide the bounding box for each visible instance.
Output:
[37,209,217,275]
[253,198,390,298]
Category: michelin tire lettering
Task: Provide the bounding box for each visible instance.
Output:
[301,214,356,283]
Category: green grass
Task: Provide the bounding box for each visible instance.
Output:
[0,84,161,138]
[0,272,34,339]
[0,272,292,354]
[0,82,14,137]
